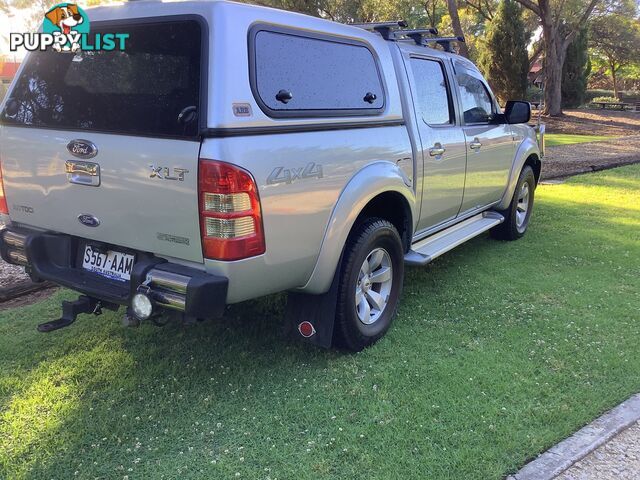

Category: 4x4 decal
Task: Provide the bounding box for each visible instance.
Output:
[267,162,323,186]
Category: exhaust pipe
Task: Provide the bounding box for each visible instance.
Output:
[132,268,190,320]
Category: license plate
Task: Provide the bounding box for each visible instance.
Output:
[82,245,135,282]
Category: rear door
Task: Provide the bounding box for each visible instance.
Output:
[453,63,514,212]
[406,56,467,232]
[0,18,206,262]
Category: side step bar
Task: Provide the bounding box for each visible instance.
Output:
[405,211,504,266]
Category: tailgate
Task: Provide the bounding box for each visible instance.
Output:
[0,18,206,263]
[0,127,203,262]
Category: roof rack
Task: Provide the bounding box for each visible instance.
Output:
[348,20,408,40]
[349,21,465,53]
[391,28,439,44]
[397,35,466,53]
[422,36,466,53]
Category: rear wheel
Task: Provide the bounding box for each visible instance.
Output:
[491,165,536,241]
[334,218,404,352]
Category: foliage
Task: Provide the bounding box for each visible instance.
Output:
[589,7,640,98]
[437,9,487,60]
[591,96,620,102]
[477,0,529,103]
[400,0,450,28]
[586,89,639,101]
[562,28,590,108]
[526,85,544,102]
[514,0,602,116]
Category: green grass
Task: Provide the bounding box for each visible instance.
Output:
[545,133,614,147]
[1,165,640,479]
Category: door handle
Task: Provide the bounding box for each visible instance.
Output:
[429,143,446,156]
[469,139,482,150]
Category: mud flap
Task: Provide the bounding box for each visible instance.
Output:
[284,262,341,349]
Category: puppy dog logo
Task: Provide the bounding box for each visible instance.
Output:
[9,3,127,53]
[43,3,90,53]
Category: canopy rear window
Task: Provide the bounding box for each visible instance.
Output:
[1,19,203,139]
[250,27,385,118]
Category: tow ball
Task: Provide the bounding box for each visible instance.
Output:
[37,295,118,333]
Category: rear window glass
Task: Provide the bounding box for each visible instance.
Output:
[253,29,384,116]
[1,20,202,138]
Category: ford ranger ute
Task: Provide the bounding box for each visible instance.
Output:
[0,1,543,351]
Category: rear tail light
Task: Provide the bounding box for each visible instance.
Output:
[198,159,265,260]
[0,159,8,215]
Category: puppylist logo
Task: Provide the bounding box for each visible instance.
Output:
[10,3,128,53]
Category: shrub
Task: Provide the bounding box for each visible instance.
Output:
[586,89,640,103]
[526,85,543,102]
[562,29,589,108]
[591,96,620,103]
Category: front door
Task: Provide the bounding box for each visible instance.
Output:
[407,56,467,232]
[453,66,515,211]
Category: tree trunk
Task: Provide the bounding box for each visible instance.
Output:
[541,23,568,116]
[610,62,619,99]
[446,0,470,58]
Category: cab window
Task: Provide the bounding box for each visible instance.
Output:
[455,72,494,124]
[409,58,453,126]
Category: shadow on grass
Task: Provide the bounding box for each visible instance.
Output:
[1,167,639,479]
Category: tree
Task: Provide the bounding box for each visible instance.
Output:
[562,28,590,107]
[478,0,529,103]
[462,0,495,20]
[412,0,448,28]
[513,0,600,116]
[446,0,471,57]
[590,12,640,98]
[438,8,489,60]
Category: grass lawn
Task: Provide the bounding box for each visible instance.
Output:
[545,133,614,147]
[1,165,639,479]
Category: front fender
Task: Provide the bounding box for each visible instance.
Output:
[496,135,540,210]
[300,161,417,295]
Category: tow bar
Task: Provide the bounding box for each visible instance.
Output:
[37,295,118,333]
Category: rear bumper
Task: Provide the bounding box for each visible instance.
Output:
[0,226,228,319]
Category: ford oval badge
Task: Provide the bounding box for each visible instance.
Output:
[67,139,98,159]
[78,214,100,227]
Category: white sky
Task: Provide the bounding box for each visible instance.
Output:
[0,6,40,60]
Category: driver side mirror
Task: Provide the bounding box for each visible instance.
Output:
[504,100,531,124]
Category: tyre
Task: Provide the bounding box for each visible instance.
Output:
[334,218,404,351]
[491,165,536,241]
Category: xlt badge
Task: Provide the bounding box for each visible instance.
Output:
[149,165,189,181]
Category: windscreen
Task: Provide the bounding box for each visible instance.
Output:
[1,19,203,138]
